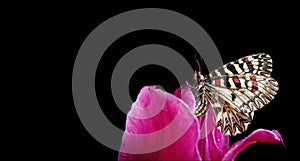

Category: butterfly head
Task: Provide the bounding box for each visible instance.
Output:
[186,57,205,89]
[194,71,205,84]
[194,57,205,83]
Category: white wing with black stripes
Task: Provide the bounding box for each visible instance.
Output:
[192,53,279,136]
[207,53,273,78]
[206,74,278,136]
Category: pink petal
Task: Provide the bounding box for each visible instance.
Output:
[222,129,285,161]
[198,106,229,161]
[174,85,195,110]
[118,86,201,161]
[177,86,230,161]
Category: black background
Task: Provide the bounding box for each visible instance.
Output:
[28,4,297,160]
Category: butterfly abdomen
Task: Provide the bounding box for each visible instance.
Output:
[195,94,208,117]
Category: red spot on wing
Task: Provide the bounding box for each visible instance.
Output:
[252,81,258,92]
[253,81,258,87]
[233,77,240,83]
[215,79,220,86]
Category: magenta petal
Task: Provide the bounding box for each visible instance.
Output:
[174,85,195,110]
[198,106,229,161]
[118,86,201,161]
[222,129,285,161]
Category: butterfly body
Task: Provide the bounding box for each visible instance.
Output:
[190,53,279,136]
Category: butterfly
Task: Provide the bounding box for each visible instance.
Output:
[188,53,279,136]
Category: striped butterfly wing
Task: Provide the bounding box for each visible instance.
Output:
[203,53,278,136]
[207,53,272,78]
[206,74,279,136]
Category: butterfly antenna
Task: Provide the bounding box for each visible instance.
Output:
[195,55,201,73]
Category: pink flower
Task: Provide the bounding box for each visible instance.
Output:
[118,86,284,161]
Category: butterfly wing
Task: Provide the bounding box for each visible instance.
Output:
[207,53,273,78]
[205,74,279,136]
[193,53,278,136]
[194,53,271,117]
